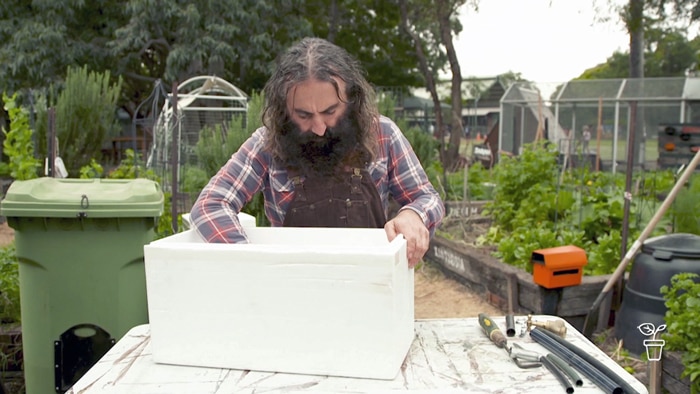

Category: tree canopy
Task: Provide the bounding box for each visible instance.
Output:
[1,0,427,117]
[578,27,700,79]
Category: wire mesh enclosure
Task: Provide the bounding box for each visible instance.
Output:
[148,75,249,215]
[499,77,700,174]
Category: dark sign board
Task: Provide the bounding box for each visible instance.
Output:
[472,144,494,169]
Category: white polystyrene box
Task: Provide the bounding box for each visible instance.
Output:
[143,226,414,380]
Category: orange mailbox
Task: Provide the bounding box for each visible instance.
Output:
[531,245,588,289]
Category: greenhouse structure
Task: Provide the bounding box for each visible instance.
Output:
[498,77,700,173]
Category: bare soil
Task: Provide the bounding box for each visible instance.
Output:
[0,220,13,247]
[414,215,504,318]
[414,260,503,318]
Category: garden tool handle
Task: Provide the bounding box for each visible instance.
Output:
[478,313,507,349]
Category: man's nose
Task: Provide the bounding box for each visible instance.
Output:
[310,118,327,136]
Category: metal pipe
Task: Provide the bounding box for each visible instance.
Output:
[505,314,516,337]
[533,327,641,394]
[530,328,622,394]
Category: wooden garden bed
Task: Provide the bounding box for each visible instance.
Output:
[425,235,613,331]
[662,351,691,394]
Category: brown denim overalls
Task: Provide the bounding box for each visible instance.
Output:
[283,168,386,228]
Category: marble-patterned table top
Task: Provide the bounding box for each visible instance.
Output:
[69,317,648,394]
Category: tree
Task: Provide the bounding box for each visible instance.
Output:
[0,0,126,95]
[307,0,424,89]
[579,51,632,79]
[437,0,469,171]
[2,0,427,122]
[399,0,448,166]
[648,0,700,22]
[591,0,700,78]
[109,0,314,117]
[626,0,646,79]
[399,0,474,171]
[580,28,699,78]
[645,29,699,75]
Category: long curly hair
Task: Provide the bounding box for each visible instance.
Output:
[262,37,379,166]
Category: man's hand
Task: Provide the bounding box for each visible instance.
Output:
[384,209,430,268]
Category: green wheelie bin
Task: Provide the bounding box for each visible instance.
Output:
[0,177,164,394]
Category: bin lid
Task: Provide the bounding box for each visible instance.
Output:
[0,177,164,218]
[641,233,700,260]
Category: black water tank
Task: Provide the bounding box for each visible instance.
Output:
[615,233,700,356]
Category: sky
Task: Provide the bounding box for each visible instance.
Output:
[453,0,630,85]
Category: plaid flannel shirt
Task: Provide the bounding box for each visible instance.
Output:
[190,116,444,243]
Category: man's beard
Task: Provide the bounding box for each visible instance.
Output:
[278,113,366,177]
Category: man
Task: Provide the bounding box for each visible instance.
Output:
[189,37,444,268]
[582,125,591,154]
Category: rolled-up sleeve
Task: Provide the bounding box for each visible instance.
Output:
[189,128,269,243]
[379,117,445,236]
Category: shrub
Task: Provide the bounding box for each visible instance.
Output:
[479,142,678,275]
[193,91,268,226]
[35,66,122,176]
[672,173,700,234]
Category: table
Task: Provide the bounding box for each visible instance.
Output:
[68,317,648,393]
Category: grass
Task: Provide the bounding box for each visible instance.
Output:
[458,136,660,166]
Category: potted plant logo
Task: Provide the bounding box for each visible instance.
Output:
[637,323,666,361]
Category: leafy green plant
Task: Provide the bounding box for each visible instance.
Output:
[466,162,496,201]
[79,159,105,179]
[438,162,494,201]
[0,244,22,374]
[583,230,623,275]
[661,272,700,392]
[473,141,675,275]
[104,148,177,239]
[485,141,560,232]
[107,149,157,180]
[0,244,20,324]
[0,92,41,180]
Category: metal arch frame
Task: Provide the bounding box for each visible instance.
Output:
[162,75,249,115]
